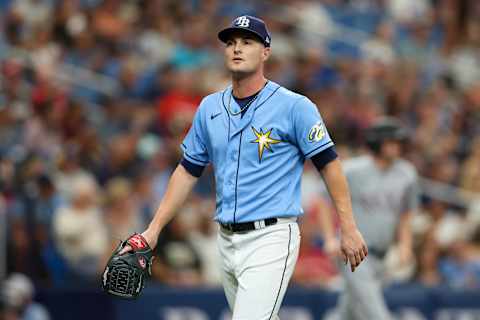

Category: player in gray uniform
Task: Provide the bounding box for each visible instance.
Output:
[323,117,419,320]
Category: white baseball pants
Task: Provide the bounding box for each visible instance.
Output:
[217,218,300,320]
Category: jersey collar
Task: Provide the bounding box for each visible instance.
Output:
[222,80,281,137]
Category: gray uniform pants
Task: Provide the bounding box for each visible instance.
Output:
[336,254,393,320]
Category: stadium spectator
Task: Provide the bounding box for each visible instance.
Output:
[152,209,203,286]
[2,273,50,320]
[188,198,221,286]
[52,174,108,281]
[0,0,479,291]
[103,176,145,242]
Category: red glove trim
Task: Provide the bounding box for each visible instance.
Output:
[127,234,149,250]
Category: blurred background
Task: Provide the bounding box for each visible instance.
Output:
[1,0,480,319]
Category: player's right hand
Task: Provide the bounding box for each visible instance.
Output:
[340,228,368,272]
[119,230,158,255]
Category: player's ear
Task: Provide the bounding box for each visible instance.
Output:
[262,47,271,61]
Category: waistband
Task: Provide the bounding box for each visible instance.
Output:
[219,217,296,233]
[368,247,387,259]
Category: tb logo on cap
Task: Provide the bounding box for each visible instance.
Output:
[235,16,250,27]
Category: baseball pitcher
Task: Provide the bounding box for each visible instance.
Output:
[106,15,368,319]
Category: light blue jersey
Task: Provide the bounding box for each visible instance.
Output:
[181,80,334,223]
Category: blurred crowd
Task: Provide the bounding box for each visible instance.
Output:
[1,273,50,320]
[1,0,480,305]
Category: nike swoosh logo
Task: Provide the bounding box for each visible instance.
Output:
[210,112,222,120]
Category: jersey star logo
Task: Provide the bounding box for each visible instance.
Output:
[250,126,282,163]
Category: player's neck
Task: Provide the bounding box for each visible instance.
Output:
[231,73,267,98]
[373,156,394,170]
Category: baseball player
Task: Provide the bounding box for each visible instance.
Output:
[322,118,420,320]
[120,15,367,319]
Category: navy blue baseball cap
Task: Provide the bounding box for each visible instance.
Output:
[218,15,271,47]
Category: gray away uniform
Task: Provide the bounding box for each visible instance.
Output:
[336,155,419,320]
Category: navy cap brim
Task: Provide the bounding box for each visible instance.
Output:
[218,27,269,47]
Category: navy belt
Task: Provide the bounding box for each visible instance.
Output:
[368,248,387,259]
[219,218,278,233]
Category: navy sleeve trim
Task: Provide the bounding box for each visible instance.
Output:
[184,151,209,165]
[311,146,338,172]
[181,158,205,178]
[304,141,333,158]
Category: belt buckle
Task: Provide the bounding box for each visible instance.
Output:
[254,220,266,230]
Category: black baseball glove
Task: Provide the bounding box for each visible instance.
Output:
[102,233,154,299]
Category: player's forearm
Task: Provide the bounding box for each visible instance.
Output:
[320,159,357,232]
[316,198,336,241]
[397,211,413,249]
[147,164,198,236]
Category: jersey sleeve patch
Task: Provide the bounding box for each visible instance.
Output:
[293,97,334,158]
[308,121,326,142]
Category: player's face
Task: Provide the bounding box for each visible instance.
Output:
[380,139,402,161]
[224,33,270,77]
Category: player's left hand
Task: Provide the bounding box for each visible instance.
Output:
[398,244,413,266]
[340,227,368,272]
